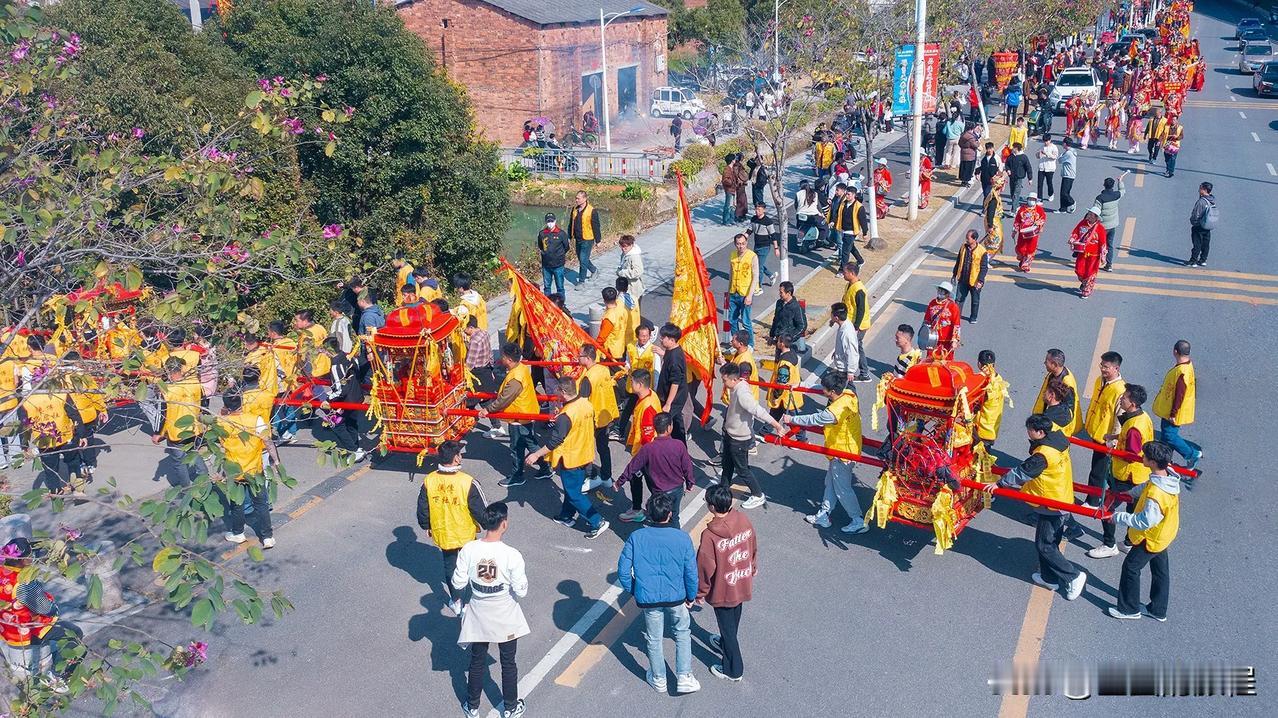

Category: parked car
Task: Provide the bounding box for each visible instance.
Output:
[650,86,705,119]
[1254,61,1278,95]
[667,70,703,93]
[1238,42,1275,74]
[1235,17,1263,39]
[1239,28,1269,47]
[1133,28,1159,41]
[1048,68,1101,112]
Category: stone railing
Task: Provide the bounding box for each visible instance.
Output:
[500,147,672,183]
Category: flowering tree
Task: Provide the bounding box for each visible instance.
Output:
[1,1,350,711]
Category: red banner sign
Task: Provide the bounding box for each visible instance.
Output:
[993,51,1019,90]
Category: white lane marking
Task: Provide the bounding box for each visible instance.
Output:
[1230,95,1237,102]
[1268,163,1277,176]
[552,545,593,553]
[1239,111,1247,119]
[1254,132,1262,143]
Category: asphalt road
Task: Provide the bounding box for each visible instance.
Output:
[88,3,1276,716]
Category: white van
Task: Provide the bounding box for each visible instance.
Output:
[650,86,705,119]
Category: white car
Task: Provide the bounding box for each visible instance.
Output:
[1238,42,1275,74]
[1048,68,1102,113]
[650,86,705,119]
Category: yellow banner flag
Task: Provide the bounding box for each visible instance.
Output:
[667,172,720,424]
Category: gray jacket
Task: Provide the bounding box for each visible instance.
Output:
[1094,178,1125,230]
[1190,194,1215,227]
[1059,147,1077,180]
[723,381,774,441]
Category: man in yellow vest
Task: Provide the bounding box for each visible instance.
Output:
[784,370,868,534]
[1089,384,1155,559]
[478,343,549,488]
[983,414,1088,601]
[951,229,989,323]
[416,440,487,616]
[1,330,33,470]
[454,273,488,332]
[576,345,619,492]
[614,321,659,443]
[840,262,872,381]
[392,252,415,299]
[292,309,329,367]
[726,233,759,347]
[266,321,302,443]
[1032,348,1081,437]
[150,356,208,486]
[596,287,629,362]
[765,333,804,421]
[215,391,281,549]
[1107,440,1179,621]
[1083,351,1125,506]
[17,386,84,495]
[1152,339,1200,468]
[60,352,108,483]
[526,381,610,540]
[569,190,601,284]
[975,349,1009,450]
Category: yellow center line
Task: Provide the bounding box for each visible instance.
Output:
[1119,217,1136,253]
[997,317,1113,718]
[288,495,324,520]
[913,269,1278,306]
[918,260,1278,294]
[1134,165,1145,189]
[926,255,1278,283]
[218,466,371,563]
[554,512,714,687]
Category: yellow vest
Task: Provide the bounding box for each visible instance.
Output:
[270,338,299,388]
[728,249,757,296]
[767,354,804,411]
[1032,369,1080,436]
[1085,377,1126,442]
[956,243,987,287]
[1112,411,1155,485]
[624,342,656,394]
[244,386,276,429]
[571,204,597,241]
[247,346,280,395]
[0,358,20,413]
[423,470,480,551]
[600,304,628,360]
[824,391,863,455]
[1152,362,1195,425]
[21,393,75,449]
[299,324,328,353]
[550,398,596,470]
[67,374,106,425]
[171,347,202,375]
[1127,480,1179,552]
[579,363,618,428]
[218,411,266,478]
[143,345,170,374]
[850,199,865,235]
[499,362,540,420]
[843,280,870,330]
[161,377,205,442]
[628,391,663,454]
[311,352,332,380]
[976,369,1008,441]
[624,295,641,345]
[395,263,415,298]
[1021,443,1074,507]
[722,347,759,403]
[460,292,488,331]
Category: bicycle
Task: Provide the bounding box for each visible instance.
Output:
[564,124,599,150]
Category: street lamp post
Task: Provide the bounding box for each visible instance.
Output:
[773,0,790,85]
[906,0,928,221]
[600,6,646,153]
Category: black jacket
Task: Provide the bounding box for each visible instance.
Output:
[769,297,807,342]
[1006,153,1033,181]
[537,227,570,268]
[978,155,1001,183]
[568,203,602,243]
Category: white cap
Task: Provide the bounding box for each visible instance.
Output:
[875,157,888,166]
[1087,203,1102,215]
[937,280,954,295]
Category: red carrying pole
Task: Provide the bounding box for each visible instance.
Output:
[468,391,560,403]
[274,397,371,411]
[525,360,623,368]
[749,379,825,395]
[448,408,555,422]
[1068,435,1199,478]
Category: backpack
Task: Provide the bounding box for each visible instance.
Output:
[1200,198,1219,230]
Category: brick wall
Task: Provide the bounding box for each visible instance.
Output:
[396,0,667,147]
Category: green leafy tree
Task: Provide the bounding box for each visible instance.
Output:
[216,0,509,290]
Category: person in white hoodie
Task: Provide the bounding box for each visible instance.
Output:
[455,501,530,718]
[616,234,646,298]
[1107,441,1180,622]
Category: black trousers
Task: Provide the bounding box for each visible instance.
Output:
[441,547,460,601]
[1100,478,1136,548]
[959,159,976,183]
[714,603,745,679]
[1146,138,1161,162]
[1117,542,1169,618]
[1059,177,1075,212]
[590,424,613,482]
[616,392,637,439]
[332,409,362,452]
[467,639,519,711]
[933,135,947,165]
[1034,513,1080,586]
[1037,171,1055,198]
[1190,226,1211,263]
[954,283,981,321]
[720,434,761,497]
[1087,449,1111,492]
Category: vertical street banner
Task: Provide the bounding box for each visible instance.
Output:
[891,46,916,115]
[993,51,1019,90]
[500,258,599,381]
[667,172,719,424]
[891,44,941,114]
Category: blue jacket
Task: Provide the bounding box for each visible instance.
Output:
[617,525,697,608]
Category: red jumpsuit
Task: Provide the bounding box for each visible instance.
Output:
[923,297,961,357]
[1013,204,1047,272]
[1069,218,1107,298]
[917,155,934,210]
[873,166,893,219]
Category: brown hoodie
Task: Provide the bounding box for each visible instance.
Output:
[696,509,757,607]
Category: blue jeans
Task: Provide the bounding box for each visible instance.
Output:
[575,240,597,282]
[510,423,545,479]
[556,465,602,529]
[541,266,565,297]
[271,401,299,438]
[1159,418,1199,462]
[642,604,692,683]
[817,458,864,529]
[727,293,753,345]
[756,245,775,280]
[722,190,734,224]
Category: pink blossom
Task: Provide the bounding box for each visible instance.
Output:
[14,250,24,267]
[183,641,208,667]
[11,41,30,62]
[281,117,305,135]
[272,76,285,86]
[0,543,22,559]
[59,525,82,542]
[132,127,145,139]
[315,74,328,82]
[257,78,271,91]
[322,224,343,239]
[343,106,355,118]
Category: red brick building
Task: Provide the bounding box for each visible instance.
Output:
[395,0,669,147]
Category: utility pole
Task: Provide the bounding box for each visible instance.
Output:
[187,0,203,32]
[906,0,927,221]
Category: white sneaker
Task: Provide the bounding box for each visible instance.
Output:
[448,599,462,617]
[1030,572,1059,590]
[1107,606,1141,620]
[710,664,742,682]
[1065,571,1088,601]
[747,445,759,456]
[224,532,246,544]
[841,522,869,535]
[262,537,276,549]
[805,512,831,528]
[675,673,701,694]
[741,494,766,509]
[646,670,667,692]
[485,426,509,439]
[1086,544,1120,559]
[352,448,366,463]
[278,432,296,444]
